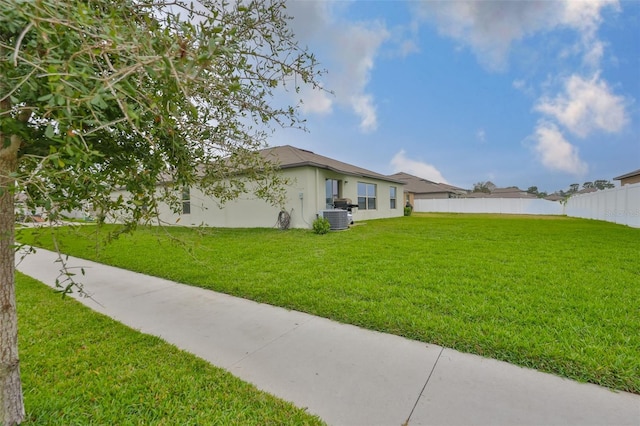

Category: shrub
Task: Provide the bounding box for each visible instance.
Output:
[312,217,331,234]
[404,206,413,216]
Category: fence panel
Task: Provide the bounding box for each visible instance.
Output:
[414,198,563,215]
[564,183,640,228]
[414,185,639,228]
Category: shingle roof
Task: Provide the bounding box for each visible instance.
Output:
[613,169,640,180]
[491,187,525,194]
[465,187,538,199]
[437,182,468,192]
[388,172,466,194]
[576,187,598,194]
[260,145,405,184]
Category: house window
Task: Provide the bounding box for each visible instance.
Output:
[326,179,340,209]
[390,186,397,209]
[357,182,376,210]
[182,187,191,214]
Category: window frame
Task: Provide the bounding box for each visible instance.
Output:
[390,186,397,209]
[357,182,377,210]
[325,179,341,209]
[182,187,191,215]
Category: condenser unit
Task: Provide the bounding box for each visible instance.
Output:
[322,209,349,230]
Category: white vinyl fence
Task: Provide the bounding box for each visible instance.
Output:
[414,198,564,215]
[414,183,640,228]
[565,183,640,228]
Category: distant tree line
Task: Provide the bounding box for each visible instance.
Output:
[472,181,496,194]
[553,180,615,197]
[472,180,615,198]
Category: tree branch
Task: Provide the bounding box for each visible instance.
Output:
[12,22,33,66]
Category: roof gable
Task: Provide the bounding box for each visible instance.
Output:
[614,169,640,180]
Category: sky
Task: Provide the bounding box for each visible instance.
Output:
[270,0,640,193]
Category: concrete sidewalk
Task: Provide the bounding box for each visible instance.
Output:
[17,248,639,426]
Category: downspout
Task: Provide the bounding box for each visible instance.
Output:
[315,167,319,220]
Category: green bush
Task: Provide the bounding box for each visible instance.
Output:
[404,206,413,216]
[312,217,331,234]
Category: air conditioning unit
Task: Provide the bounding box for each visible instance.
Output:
[322,209,349,230]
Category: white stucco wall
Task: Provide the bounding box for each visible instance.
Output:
[158,168,315,228]
[342,177,404,222]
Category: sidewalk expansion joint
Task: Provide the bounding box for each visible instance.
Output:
[131,285,176,298]
[403,346,444,426]
[230,316,315,367]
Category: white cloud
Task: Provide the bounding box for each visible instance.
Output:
[512,79,526,90]
[512,79,536,97]
[399,39,420,57]
[298,84,333,115]
[535,74,628,138]
[331,22,389,132]
[532,122,588,175]
[285,2,389,132]
[391,150,448,183]
[476,128,486,143]
[389,19,421,58]
[351,94,377,133]
[284,1,336,41]
[582,40,605,68]
[412,0,619,70]
[561,0,619,37]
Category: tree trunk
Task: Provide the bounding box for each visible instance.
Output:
[0,127,24,423]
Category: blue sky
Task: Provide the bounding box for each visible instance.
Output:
[272,0,639,193]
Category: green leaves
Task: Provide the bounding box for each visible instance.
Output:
[44,124,55,139]
[90,94,108,110]
[2,0,322,241]
[228,81,241,92]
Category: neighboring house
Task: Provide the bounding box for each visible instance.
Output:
[614,169,640,186]
[465,186,538,199]
[575,187,598,195]
[388,172,467,206]
[150,145,405,229]
[544,194,564,202]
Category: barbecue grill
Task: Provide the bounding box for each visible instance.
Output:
[332,198,358,211]
[332,198,357,225]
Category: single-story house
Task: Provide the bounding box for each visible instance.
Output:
[544,194,564,202]
[614,169,640,186]
[388,172,467,206]
[151,145,406,229]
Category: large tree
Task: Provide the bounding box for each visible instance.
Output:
[472,181,495,194]
[0,0,321,423]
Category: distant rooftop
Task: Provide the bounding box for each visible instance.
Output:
[465,186,538,199]
[388,172,467,194]
[613,169,640,180]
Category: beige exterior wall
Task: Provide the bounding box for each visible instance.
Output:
[620,175,640,186]
[156,168,317,228]
[404,192,414,207]
[343,176,404,222]
[112,166,404,229]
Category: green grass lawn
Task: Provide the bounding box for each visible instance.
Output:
[18,213,640,394]
[17,273,324,425]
